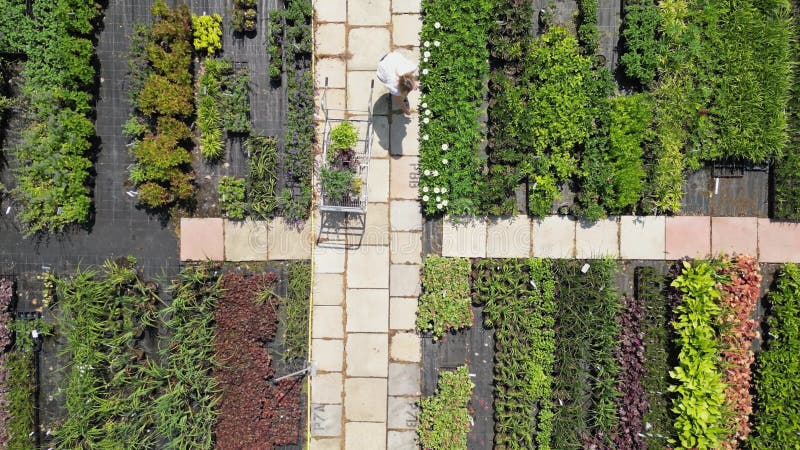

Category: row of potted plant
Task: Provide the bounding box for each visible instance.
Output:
[750,262,800,448]
[7,0,103,235]
[125,0,195,210]
[416,256,472,340]
[197,58,252,161]
[473,259,557,448]
[418,0,492,216]
[417,366,475,450]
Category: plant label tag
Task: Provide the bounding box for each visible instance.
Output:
[581,263,590,273]
[31,330,39,339]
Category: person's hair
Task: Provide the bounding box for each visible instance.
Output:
[398,72,418,95]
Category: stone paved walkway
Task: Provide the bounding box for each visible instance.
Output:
[310,1,424,449]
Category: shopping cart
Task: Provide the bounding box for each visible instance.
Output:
[318,77,374,214]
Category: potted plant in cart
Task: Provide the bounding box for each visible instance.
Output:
[322,121,361,203]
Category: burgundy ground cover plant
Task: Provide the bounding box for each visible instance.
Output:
[717,255,761,446]
[613,294,647,449]
[214,272,302,450]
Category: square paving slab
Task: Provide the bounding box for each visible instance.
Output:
[347,245,390,288]
[360,203,389,245]
[390,115,419,156]
[392,14,422,47]
[311,403,343,437]
[666,216,711,260]
[346,289,389,333]
[486,216,532,258]
[442,217,487,258]
[313,305,344,339]
[344,377,388,422]
[390,156,420,200]
[390,232,422,264]
[315,57,346,88]
[314,274,345,306]
[390,332,421,362]
[387,430,417,450]
[390,297,418,331]
[314,246,346,274]
[711,216,758,257]
[180,218,224,261]
[315,23,346,55]
[316,0,347,22]
[348,0,391,25]
[758,219,800,263]
[345,422,387,450]
[348,28,391,70]
[368,159,390,203]
[390,200,423,231]
[311,372,343,404]
[392,0,421,13]
[389,264,420,297]
[267,218,311,260]
[346,333,389,377]
[387,397,419,430]
[223,220,268,261]
[532,216,575,258]
[310,437,341,450]
[388,362,421,396]
[312,338,344,372]
[619,216,665,260]
[576,218,619,259]
[348,70,389,114]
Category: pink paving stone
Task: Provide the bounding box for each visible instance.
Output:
[180,218,224,261]
[665,216,710,260]
[758,219,800,263]
[711,216,758,257]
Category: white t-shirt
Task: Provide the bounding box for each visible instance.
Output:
[376,51,417,96]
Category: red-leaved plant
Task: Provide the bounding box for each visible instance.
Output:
[213,273,302,450]
[0,279,14,448]
[613,294,648,450]
[717,255,761,447]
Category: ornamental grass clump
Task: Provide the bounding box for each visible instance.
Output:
[551,259,622,448]
[669,261,727,450]
[416,256,472,340]
[751,263,800,449]
[417,366,474,450]
[472,258,556,449]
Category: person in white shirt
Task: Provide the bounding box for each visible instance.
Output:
[376,51,418,115]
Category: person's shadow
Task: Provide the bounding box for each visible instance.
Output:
[373,93,412,157]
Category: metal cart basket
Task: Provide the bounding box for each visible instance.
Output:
[319,78,374,213]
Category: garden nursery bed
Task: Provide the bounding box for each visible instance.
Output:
[417,256,794,450]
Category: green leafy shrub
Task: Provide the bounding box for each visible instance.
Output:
[578,93,651,218]
[330,121,359,151]
[418,0,492,216]
[669,261,727,450]
[620,2,662,87]
[480,0,532,215]
[750,263,800,448]
[319,166,358,203]
[192,13,222,55]
[774,0,800,220]
[246,135,279,219]
[417,366,474,450]
[6,0,103,235]
[233,0,257,33]
[222,67,251,134]
[577,0,600,53]
[472,258,556,449]
[417,256,471,340]
[127,0,195,210]
[268,9,284,81]
[551,259,622,448]
[218,176,247,220]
